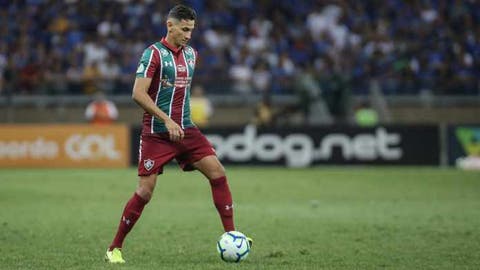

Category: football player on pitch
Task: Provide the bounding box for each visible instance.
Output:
[104,4,251,263]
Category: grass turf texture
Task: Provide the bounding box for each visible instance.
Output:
[0,167,479,270]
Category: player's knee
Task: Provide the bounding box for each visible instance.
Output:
[136,185,154,202]
[210,164,226,180]
[137,175,156,201]
[136,187,153,202]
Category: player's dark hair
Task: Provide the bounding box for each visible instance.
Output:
[168,4,197,21]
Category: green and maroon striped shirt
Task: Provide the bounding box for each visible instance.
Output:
[136,38,197,134]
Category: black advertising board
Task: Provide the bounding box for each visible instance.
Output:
[131,125,440,167]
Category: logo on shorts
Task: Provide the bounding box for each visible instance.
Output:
[144,159,155,171]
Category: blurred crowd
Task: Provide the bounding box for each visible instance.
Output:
[0,0,479,97]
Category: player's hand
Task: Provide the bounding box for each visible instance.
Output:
[165,119,184,142]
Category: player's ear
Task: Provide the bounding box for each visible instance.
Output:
[166,18,178,29]
[166,19,174,30]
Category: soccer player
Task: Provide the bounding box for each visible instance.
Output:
[104,5,251,263]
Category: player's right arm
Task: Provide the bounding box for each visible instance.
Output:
[132,47,184,142]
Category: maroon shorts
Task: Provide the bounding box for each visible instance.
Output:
[137,127,216,176]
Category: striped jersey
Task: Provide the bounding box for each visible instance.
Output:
[136,37,197,134]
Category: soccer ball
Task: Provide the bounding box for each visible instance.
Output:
[216,231,250,263]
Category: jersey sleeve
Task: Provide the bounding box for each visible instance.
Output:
[136,46,160,78]
[193,48,199,66]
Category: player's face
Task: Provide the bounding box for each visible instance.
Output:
[168,19,195,47]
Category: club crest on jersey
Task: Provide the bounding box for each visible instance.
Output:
[144,159,154,171]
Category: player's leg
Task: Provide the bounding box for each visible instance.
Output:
[180,128,253,246]
[108,174,157,252]
[192,154,252,247]
[105,174,156,263]
[106,134,175,263]
[193,155,235,232]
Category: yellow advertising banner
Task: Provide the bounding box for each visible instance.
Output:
[0,124,130,168]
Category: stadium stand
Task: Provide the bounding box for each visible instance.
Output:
[0,0,479,125]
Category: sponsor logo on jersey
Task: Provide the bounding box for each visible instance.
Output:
[174,77,192,88]
[178,64,186,72]
[161,75,174,88]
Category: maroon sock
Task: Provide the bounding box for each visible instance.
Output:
[209,176,235,232]
[109,192,149,250]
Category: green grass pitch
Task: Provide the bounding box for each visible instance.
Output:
[1,166,480,270]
